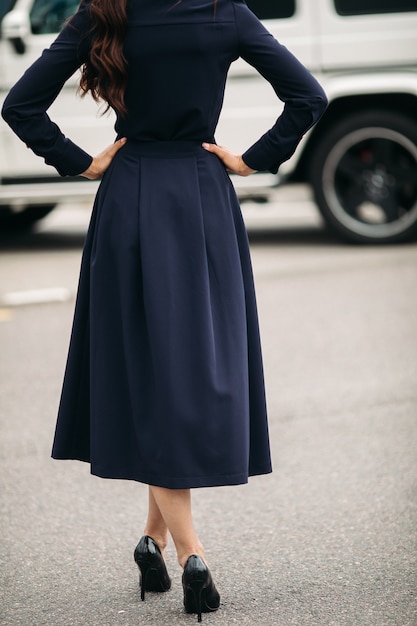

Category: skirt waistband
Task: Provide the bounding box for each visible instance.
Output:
[120,139,212,157]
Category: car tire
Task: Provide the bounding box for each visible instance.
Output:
[310,111,417,244]
[0,204,56,231]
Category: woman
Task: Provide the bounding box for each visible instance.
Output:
[2,0,327,620]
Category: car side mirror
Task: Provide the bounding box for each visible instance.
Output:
[1,9,30,55]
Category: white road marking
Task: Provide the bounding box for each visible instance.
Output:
[1,287,71,307]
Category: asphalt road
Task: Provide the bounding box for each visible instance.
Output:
[1,191,416,626]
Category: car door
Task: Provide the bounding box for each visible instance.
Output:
[216,0,318,167]
[317,0,417,70]
[0,0,115,179]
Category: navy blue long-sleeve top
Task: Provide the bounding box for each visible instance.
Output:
[1,0,328,176]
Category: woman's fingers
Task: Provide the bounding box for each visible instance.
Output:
[202,142,237,170]
[202,142,256,176]
[81,137,127,180]
[82,139,256,180]
[104,136,127,158]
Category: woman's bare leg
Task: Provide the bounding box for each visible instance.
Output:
[143,487,169,557]
[149,485,205,567]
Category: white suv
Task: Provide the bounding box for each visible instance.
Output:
[1,0,417,243]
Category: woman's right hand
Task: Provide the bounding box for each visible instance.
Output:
[81,137,127,180]
[202,142,257,176]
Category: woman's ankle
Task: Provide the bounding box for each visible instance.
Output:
[177,542,206,568]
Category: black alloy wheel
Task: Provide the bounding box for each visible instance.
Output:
[310,111,417,243]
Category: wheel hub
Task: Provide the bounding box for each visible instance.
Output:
[362,166,394,201]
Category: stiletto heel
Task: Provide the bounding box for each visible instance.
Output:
[133,535,171,601]
[182,555,220,622]
[186,579,204,622]
[137,560,151,601]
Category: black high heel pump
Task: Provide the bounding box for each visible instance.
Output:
[133,535,171,601]
[182,555,220,622]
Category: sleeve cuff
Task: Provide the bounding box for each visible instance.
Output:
[43,138,93,177]
[242,141,280,174]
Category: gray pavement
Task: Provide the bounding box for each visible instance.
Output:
[1,194,416,625]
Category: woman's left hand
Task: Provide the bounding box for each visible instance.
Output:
[202,142,257,176]
[81,137,127,180]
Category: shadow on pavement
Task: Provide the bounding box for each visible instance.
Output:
[248,226,343,247]
[0,229,87,252]
[0,224,347,253]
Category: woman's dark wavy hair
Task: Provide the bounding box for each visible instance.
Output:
[79,0,128,117]
[78,0,217,117]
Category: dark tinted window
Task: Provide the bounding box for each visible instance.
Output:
[335,0,417,16]
[246,0,295,20]
[30,0,79,34]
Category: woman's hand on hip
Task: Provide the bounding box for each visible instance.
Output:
[81,137,127,180]
[202,142,257,176]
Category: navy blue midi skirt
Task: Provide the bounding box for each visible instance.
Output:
[52,141,272,488]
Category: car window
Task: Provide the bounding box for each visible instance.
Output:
[246,0,295,20]
[30,0,79,34]
[334,0,417,16]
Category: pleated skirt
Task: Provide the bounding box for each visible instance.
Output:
[52,140,272,488]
